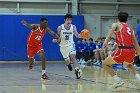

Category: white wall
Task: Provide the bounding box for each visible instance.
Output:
[0,2,68,15]
[80,0,140,40]
[20,3,66,15]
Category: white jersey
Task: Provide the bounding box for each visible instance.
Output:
[59,24,74,47]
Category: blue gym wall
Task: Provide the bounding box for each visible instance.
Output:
[0,15,84,61]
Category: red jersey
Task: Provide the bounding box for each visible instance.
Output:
[27,27,46,47]
[114,22,134,46]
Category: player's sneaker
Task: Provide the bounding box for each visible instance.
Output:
[67,64,73,71]
[41,73,49,80]
[75,69,82,79]
[111,79,124,89]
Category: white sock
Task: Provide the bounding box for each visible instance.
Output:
[135,74,140,80]
[42,70,46,75]
[113,75,122,82]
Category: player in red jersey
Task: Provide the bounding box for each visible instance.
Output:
[102,12,140,89]
[21,18,59,80]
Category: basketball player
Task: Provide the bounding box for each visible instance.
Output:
[53,14,82,79]
[102,12,140,89]
[21,18,59,80]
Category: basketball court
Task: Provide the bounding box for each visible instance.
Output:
[0,62,139,93]
[0,0,140,93]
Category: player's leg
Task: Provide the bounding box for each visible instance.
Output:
[102,55,116,76]
[37,49,46,70]
[65,59,73,71]
[28,58,34,69]
[123,49,140,82]
[69,45,82,79]
[60,47,72,71]
[123,62,136,75]
[27,46,35,70]
[70,54,78,68]
[70,54,82,79]
[69,45,79,68]
[123,62,140,82]
[103,56,124,89]
[37,49,48,80]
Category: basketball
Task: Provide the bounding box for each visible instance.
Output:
[80,29,90,39]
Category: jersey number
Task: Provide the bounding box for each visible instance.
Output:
[127,27,131,35]
[35,35,41,40]
[65,35,69,40]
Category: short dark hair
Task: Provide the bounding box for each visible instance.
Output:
[40,18,47,22]
[89,38,93,41]
[64,13,72,20]
[110,37,115,40]
[101,37,106,39]
[118,12,128,22]
[83,39,87,41]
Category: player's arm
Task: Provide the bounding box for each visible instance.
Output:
[132,32,140,56]
[52,26,61,43]
[73,25,81,38]
[103,23,117,48]
[46,27,59,39]
[21,20,38,30]
[46,27,61,44]
[57,26,61,37]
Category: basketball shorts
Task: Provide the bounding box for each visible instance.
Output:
[111,49,135,63]
[60,44,76,60]
[27,45,43,58]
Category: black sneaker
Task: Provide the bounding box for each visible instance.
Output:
[67,64,73,71]
[75,69,82,79]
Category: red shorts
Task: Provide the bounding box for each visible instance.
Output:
[27,45,43,58]
[111,49,135,63]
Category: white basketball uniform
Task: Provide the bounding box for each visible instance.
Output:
[59,24,76,60]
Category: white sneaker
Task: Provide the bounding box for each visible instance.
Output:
[111,79,124,89]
